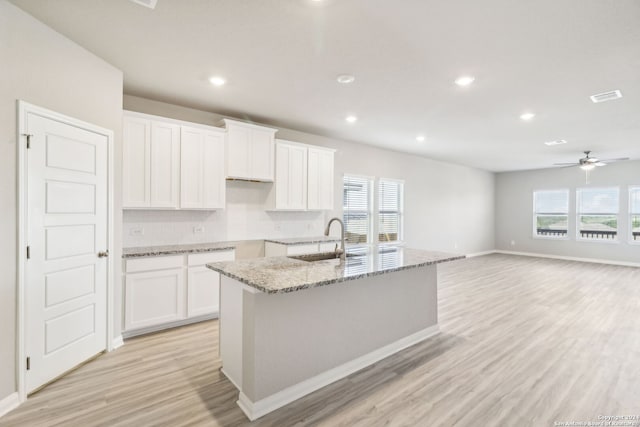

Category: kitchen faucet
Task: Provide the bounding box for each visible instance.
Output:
[324,217,346,261]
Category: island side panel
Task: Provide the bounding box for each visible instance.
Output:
[247,264,438,402]
[219,275,245,390]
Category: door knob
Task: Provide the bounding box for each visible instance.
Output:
[98,250,109,258]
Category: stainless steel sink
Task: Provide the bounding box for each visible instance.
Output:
[288,252,341,262]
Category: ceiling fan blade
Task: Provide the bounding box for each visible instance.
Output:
[598,157,630,162]
[553,162,579,166]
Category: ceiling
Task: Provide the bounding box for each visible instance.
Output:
[10,0,640,172]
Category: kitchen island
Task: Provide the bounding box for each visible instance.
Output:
[207,247,463,420]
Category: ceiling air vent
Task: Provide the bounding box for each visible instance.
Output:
[129,0,158,9]
[590,90,622,103]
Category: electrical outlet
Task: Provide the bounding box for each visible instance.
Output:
[510,240,516,246]
[130,227,144,236]
[274,224,282,232]
[454,242,458,249]
[193,225,205,234]
[307,223,313,231]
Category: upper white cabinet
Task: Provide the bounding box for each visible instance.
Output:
[123,116,180,208]
[123,111,226,210]
[269,139,335,211]
[222,119,277,182]
[180,126,226,209]
[307,147,335,210]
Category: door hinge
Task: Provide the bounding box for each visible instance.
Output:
[26,246,31,260]
[26,357,30,371]
[22,133,33,149]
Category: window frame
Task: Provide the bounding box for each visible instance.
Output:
[575,186,620,244]
[377,177,404,246]
[630,185,640,245]
[342,174,374,248]
[532,189,570,240]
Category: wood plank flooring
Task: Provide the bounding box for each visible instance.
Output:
[2,254,640,427]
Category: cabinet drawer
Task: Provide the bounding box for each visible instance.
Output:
[126,255,184,273]
[188,250,235,266]
[286,244,320,256]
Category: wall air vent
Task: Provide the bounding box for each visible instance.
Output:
[590,90,622,103]
[129,0,158,10]
[544,140,567,146]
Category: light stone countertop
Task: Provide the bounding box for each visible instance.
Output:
[264,236,341,245]
[207,247,465,294]
[122,242,236,258]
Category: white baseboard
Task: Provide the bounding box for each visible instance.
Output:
[465,250,497,258]
[236,325,440,421]
[495,250,640,268]
[122,313,217,339]
[0,392,20,419]
[111,335,124,350]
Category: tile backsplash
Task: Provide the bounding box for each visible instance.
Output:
[123,181,327,247]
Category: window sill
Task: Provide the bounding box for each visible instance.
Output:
[533,235,570,241]
[576,237,620,244]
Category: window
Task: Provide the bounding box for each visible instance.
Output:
[576,187,619,241]
[343,175,372,245]
[631,186,640,243]
[378,179,403,243]
[533,189,569,238]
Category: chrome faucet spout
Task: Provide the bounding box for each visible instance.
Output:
[325,217,346,261]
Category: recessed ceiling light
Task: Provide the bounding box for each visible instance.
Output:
[544,139,567,146]
[209,76,226,87]
[416,135,425,142]
[345,115,358,123]
[590,90,622,103]
[520,112,535,121]
[455,76,475,87]
[336,74,355,84]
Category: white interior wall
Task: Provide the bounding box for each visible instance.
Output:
[123,95,496,255]
[0,0,123,403]
[495,161,640,264]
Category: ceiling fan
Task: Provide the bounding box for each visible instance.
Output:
[554,150,629,171]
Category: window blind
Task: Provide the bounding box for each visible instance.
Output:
[578,187,619,214]
[343,176,371,244]
[534,190,568,213]
[378,179,403,243]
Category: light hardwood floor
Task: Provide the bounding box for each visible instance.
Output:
[2,254,640,427]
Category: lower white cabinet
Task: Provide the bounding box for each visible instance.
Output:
[123,249,235,337]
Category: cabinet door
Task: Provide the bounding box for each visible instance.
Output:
[226,124,250,179]
[202,131,226,209]
[275,142,307,210]
[308,148,334,210]
[123,116,150,207]
[187,266,220,317]
[124,268,185,331]
[250,128,275,181]
[150,121,180,208]
[180,126,204,209]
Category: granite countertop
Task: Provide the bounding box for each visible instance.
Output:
[207,247,464,294]
[264,236,341,246]
[123,242,236,258]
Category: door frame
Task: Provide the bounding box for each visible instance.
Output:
[16,100,115,402]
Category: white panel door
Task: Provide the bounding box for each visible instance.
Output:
[150,121,180,208]
[226,124,250,179]
[122,116,150,207]
[187,266,220,317]
[26,113,108,393]
[250,129,275,181]
[308,148,334,210]
[202,131,226,209]
[275,142,307,210]
[125,268,185,330]
[180,126,204,209]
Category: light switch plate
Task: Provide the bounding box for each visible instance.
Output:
[129,227,144,236]
[193,225,205,234]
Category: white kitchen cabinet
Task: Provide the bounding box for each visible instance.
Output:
[125,265,185,331]
[123,249,235,337]
[275,141,308,210]
[268,140,335,211]
[180,126,226,209]
[123,115,180,208]
[307,147,335,210]
[223,119,277,181]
